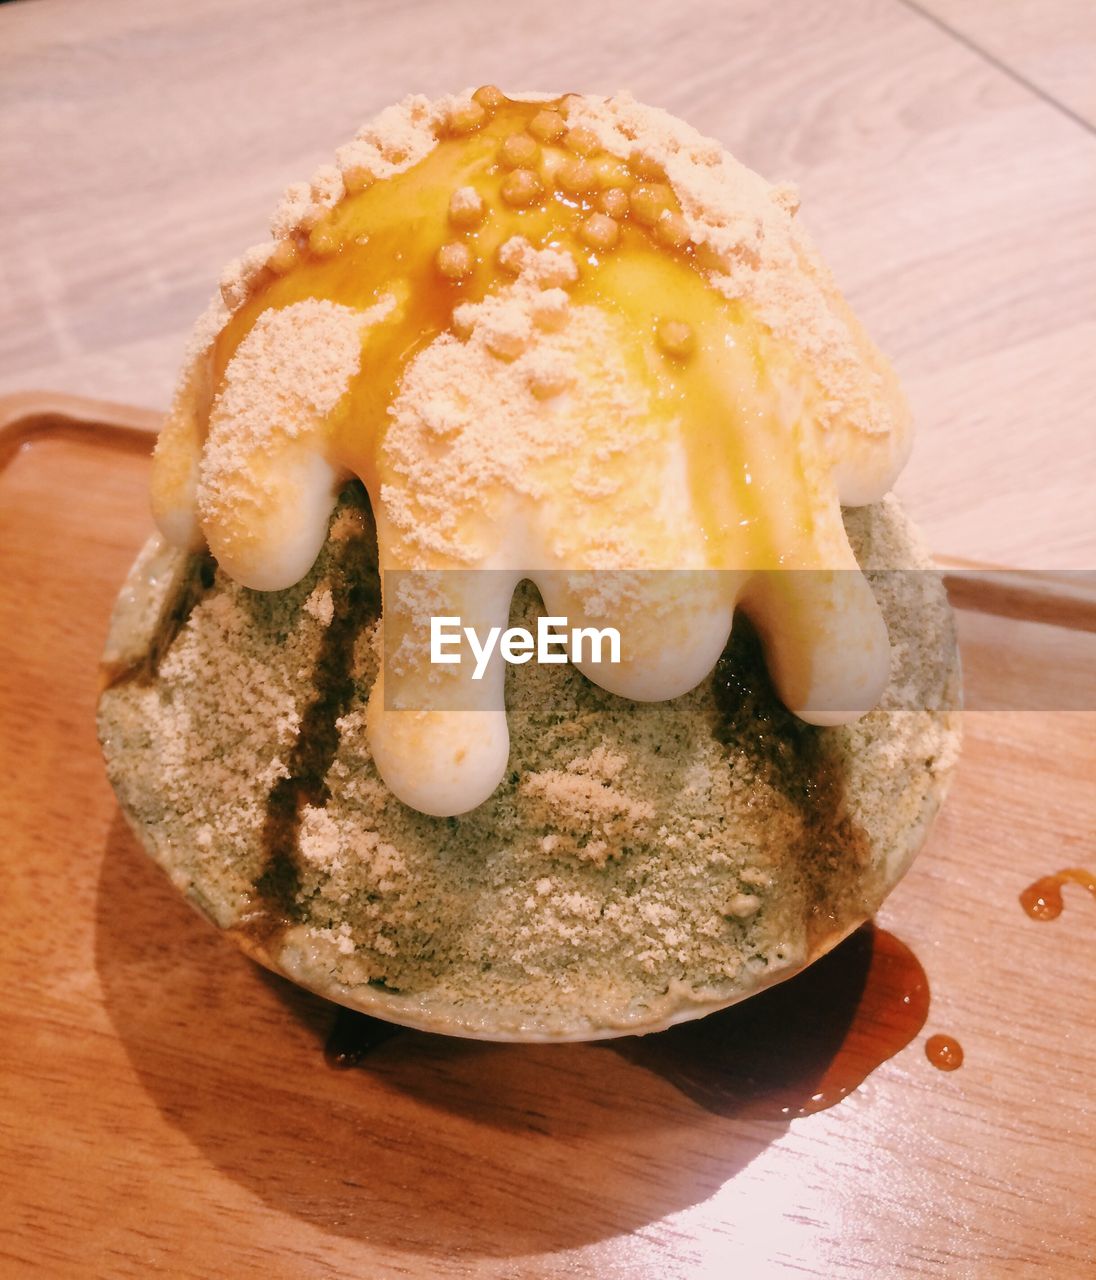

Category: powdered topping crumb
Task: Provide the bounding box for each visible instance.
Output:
[100,477,961,1035]
[149,86,917,821]
[562,91,909,442]
[303,586,334,627]
[195,295,392,582]
[519,742,655,866]
[378,244,662,569]
[276,95,447,241]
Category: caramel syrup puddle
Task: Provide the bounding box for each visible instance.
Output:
[321,925,929,1119]
[919,866,1096,1075]
[1019,868,1096,921]
[314,615,932,1114]
[611,925,928,1117]
[326,1006,402,1068]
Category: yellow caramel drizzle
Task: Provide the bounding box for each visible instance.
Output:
[207,88,839,574]
[151,88,905,816]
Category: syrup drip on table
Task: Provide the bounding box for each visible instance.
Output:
[924,1033,964,1072]
[1019,867,1096,921]
[325,1007,402,1069]
[321,924,931,1119]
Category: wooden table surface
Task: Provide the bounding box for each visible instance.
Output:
[2,0,1095,568]
[1,397,1093,1280]
[1,3,1094,1278]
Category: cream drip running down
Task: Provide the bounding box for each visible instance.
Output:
[150,87,913,818]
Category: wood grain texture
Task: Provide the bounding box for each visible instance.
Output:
[0,404,1093,1278]
[913,0,1096,125]
[0,391,162,468]
[0,0,1094,566]
[942,564,1096,635]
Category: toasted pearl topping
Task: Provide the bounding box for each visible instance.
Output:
[499,132,540,169]
[598,187,630,218]
[630,183,673,227]
[579,212,620,251]
[447,100,487,135]
[342,164,375,193]
[655,211,690,249]
[557,158,598,195]
[501,168,543,207]
[308,221,340,255]
[656,318,696,359]
[629,150,665,180]
[436,241,474,279]
[268,238,300,274]
[155,89,913,819]
[529,108,566,142]
[527,363,572,399]
[563,125,600,156]
[472,84,506,111]
[448,185,486,228]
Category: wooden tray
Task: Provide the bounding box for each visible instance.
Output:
[1,394,1093,1279]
